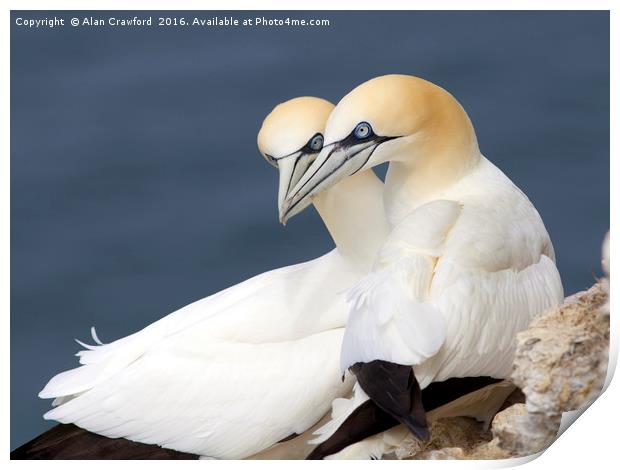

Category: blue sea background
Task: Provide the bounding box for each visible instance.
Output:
[10,11,609,449]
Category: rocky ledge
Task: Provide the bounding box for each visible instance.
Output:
[400,280,610,460]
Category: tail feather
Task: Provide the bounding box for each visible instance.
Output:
[40,328,155,399]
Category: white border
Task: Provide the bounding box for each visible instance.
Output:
[3,2,615,468]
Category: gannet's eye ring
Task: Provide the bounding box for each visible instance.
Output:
[307,133,324,152]
[353,122,373,140]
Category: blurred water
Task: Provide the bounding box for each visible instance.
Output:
[10,11,609,449]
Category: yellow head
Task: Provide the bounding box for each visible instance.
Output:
[257,96,334,219]
[281,75,480,223]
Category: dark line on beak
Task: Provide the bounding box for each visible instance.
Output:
[349,143,379,178]
[283,144,372,220]
[285,154,301,196]
[302,141,380,194]
[293,146,338,198]
[348,136,401,177]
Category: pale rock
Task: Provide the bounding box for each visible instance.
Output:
[397,279,609,460]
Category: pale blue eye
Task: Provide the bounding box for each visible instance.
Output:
[354,122,372,139]
[309,134,324,151]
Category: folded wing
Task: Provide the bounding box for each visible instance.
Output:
[340,200,462,372]
[39,250,361,459]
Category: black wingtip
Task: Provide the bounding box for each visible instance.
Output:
[11,424,199,460]
[306,447,324,460]
[307,373,504,459]
[305,400,399,460]
[403,419,430,442]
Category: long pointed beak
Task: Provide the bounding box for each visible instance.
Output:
[276,151,317,223]
[280,140,379,224]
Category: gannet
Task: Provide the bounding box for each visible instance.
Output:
[35,97,389,459]
[257,96,389,268]
[282,75,565,459]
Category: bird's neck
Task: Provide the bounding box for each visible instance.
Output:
[384,98,481,225]
[312,170,389,271]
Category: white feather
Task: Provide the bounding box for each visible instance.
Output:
[40,250,364,459]
[318,157,564,457]
[340,256,447,371]
[308,382,369,445]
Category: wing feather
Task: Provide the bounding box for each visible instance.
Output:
[43,328,352,458]
[39,249,362,458]
[340,201,462,372]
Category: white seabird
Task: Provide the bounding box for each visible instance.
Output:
[37,97,390,459]
[282,75,565,459]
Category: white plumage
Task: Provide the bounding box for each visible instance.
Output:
[39,75,566,459]
[40,253,356,458]
[281,75,564,458]
[39,97,390,459]
[305,158,563,459]
[343,158,563,386]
